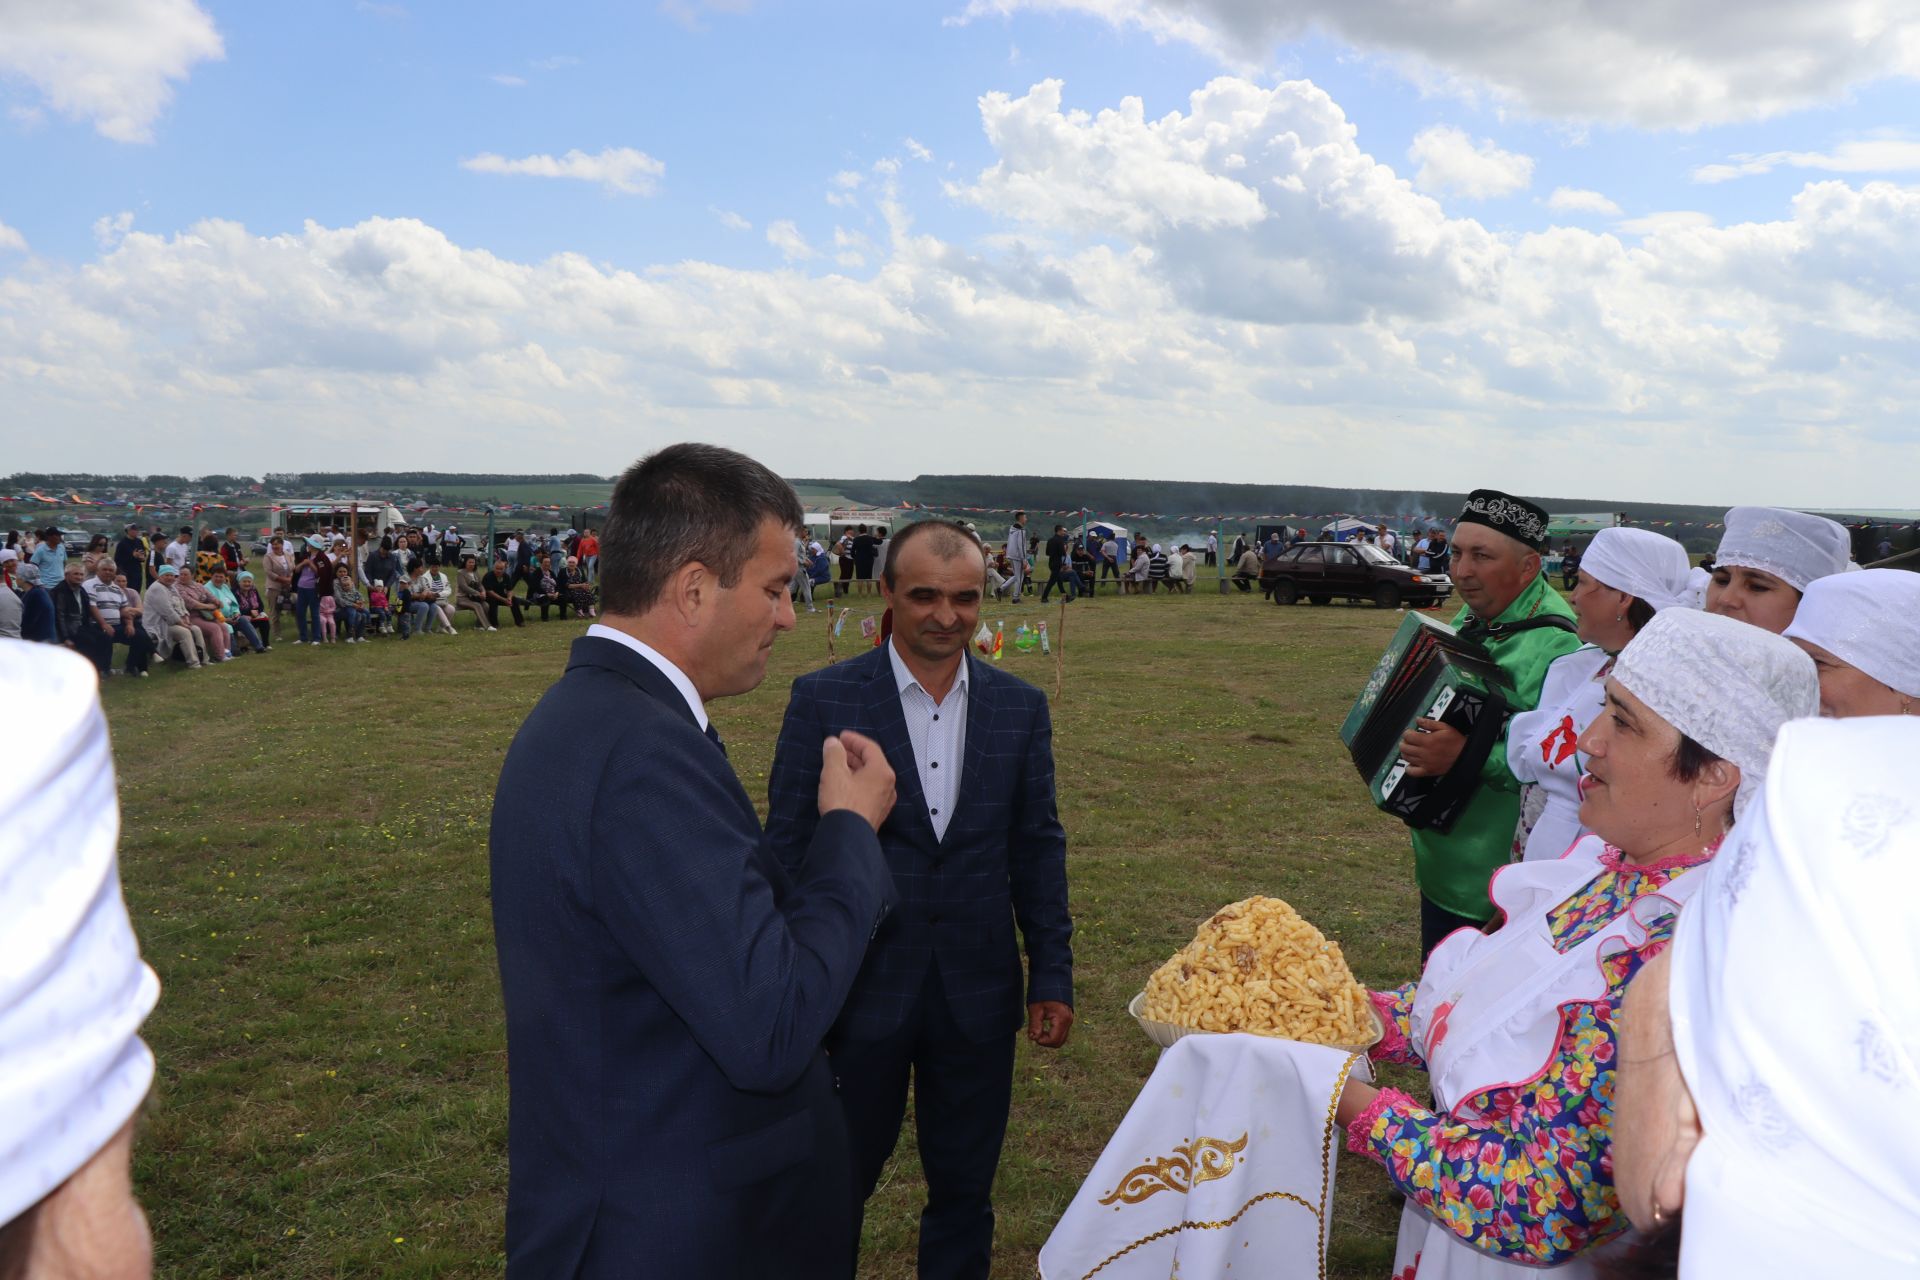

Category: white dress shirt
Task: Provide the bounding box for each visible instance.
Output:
[886,639,967,841]
[587,623,709,731]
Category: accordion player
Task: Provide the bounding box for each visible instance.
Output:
[1341,611,1517,833]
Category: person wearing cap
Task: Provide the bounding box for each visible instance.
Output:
[1337,609,1818,1278]
[1397,490,1582,955]
[141,563,204,667]
[1507,527,1694,863]
[1705,506,1853,634]
[0,645,161,1279]
[1613,717,1920,1279]
[1780,568,1920,718]
[28,526,67,586]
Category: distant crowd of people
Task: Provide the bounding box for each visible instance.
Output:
[0,521,605,675]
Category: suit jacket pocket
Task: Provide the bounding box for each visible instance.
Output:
[705,1107,816,1190]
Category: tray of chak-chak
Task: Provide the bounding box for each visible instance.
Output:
[1130,896,1382,1054]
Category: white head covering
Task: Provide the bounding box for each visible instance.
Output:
[1611,608,1819,819]
[1714,506,1853,591]
[1782,569,1920,699]
[0,644,160,1226]
[1669,717,1920,1278]
[1578,527,1694,613]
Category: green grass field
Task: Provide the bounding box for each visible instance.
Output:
[106,584,1440,1278]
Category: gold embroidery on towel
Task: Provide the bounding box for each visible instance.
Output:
[1096,1133,1249,1205]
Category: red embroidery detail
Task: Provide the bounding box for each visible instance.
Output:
[1428,1000,1457,1055]
[1539,715,1580,767]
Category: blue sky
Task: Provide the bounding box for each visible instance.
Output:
[3,0,1919,503]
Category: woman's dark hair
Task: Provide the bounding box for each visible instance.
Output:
[1595,1214,1681,1279]
[407,554,423,573]
[1669,733,1722,784]
[0,1203,36,1280]
[381,535,394,552]
[597,443,803,615]
[463,555,477,569]
[1626,597,1657,633]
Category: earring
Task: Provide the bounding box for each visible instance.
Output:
[1650,1196,1666,1227]
[1615,612,1624,623]
[1693,805,1703,838]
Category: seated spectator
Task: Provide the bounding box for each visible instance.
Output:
[988,550,1014,599]
[421,561,458,635]
[367,580,393,635]
[1163,545,1185,594]
[1182,543,1200,591]
[0,644,162,1280]
[1232,545,1261,592]
[205,567,264,655]
[50,561,95,656]
[83,557,154,676]
[1128,546,1151,593]
[332,570,368,643]
[0,571,20,638]
[234,571,273,650]
[141,564,205,668]
[395,559,435,639]
[522,552,565,621]
[172,564,232,662]
[456,556,494,631]
[563,555,598,618]
[480,557,524,629]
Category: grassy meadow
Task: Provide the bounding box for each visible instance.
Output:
[105,580,1444,1278]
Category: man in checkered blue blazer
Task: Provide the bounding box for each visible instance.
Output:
[768,518,1074,1280]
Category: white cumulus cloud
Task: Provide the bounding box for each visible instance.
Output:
[951,0,1920,127]
[0,0,224,142]
[1692,137,1920,183]
[459,147,665,195]
[765,219,815,261]
[0,221,26,253]
[1407,126,1533,199]
[712,207,752,231]
[1545,187,1622,215]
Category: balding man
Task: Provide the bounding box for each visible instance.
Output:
[767,518,1074,1280]
[1397,490,1581,958]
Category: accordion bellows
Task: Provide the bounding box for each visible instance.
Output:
[1341,612,1514,833]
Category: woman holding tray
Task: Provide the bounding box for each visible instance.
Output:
[1507,527,1694,863]
[1333,609,1816,1279]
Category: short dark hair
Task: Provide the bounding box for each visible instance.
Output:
[882,519,980,589]
[597,443,803,615]
[1668,733,1722,784]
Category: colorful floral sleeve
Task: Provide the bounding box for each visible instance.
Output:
[1344,996,1630,1266]
[1367,982,1423,1069]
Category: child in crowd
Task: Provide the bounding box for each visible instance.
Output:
[367,580,391,635]
[316,588,337,643]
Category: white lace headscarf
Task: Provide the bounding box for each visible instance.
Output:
[1578,527,1694,613]
[1669,717,1920,1278]
[1611,608,1819,819]
[1714,506,1853,591]
[1783,569,1920,700]
[0,645,160,1226]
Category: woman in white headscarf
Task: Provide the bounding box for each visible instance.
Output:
[1612,717,1920,1279]
[1334,610,1816,1280]
[1781,568,1920,718]
[1508,527,1695,863]
[1704,506,1852,634]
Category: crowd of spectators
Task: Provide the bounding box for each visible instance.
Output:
[0,521,603,676]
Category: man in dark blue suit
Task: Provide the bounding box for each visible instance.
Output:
[767,518,1074,1280]
[490,444,900,1279]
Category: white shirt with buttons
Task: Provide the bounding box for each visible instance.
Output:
[886,639,967,841]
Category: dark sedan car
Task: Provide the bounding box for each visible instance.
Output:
[1264,540,1452,609]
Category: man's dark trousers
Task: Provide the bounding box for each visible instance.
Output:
[833,965,1015,1280]
[1040,567,1076,602]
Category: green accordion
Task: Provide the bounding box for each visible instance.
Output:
[1340,612,1516,833]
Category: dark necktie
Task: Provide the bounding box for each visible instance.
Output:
[704,723,726,757]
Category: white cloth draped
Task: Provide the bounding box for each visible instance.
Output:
[1039,1034,1365,1280]
[0,643,159,1226]
[1669,717,1920,1279]
[1507,646,1611,862]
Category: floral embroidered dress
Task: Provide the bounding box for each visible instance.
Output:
[1347,837,1716,1279]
